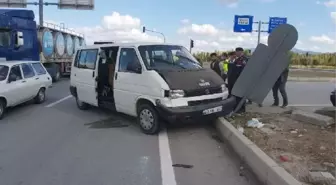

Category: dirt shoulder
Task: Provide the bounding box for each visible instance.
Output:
[229,105,336,184]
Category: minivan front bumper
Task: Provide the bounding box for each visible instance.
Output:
[156,96,236,122]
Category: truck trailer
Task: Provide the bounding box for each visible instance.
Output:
[0,9,86,82]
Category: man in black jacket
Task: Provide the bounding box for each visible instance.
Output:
[272,68,289,107]
[210,52,221,77]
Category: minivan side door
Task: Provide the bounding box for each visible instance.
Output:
[73,49,99,106]
[114,47,145,116]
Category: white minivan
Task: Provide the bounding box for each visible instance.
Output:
[70,43,236,134]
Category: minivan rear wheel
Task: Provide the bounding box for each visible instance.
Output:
[76,96,89,110]
[137,104,160,135]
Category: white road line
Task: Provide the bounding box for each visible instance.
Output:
[159,129,177,185]
[288,104,331,107]
[45,95,72,108]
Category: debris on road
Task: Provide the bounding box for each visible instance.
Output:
[230,105,335,185]
[172,164,194,169]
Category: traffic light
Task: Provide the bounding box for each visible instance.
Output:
[142,26,146,33]
[190,39,194,48]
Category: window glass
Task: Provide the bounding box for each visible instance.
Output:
[32,63,47,75]
[118,48,140,72]
[9,65,23,81]
[76,49,98,69]
[0,65,9,81]
[21,63,35,78]
[85,50,98,69]
[78,50,87,68]
[73,50,81,67]
[0,30,10,47]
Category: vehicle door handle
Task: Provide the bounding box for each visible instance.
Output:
[74,74,76,76]
[35,77,39,80]
[115,73,118,80]
[92,71,95,78]
[22,80,26,83]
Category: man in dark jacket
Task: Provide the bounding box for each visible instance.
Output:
[272,67,289,107]
[210,52,221,77]
[229,47,248,113]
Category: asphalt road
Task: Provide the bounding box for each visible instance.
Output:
[0,79,260,185]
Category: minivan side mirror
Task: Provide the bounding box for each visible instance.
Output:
[127,62,142,74]
[15,31,24,48]
[8,74,17,83]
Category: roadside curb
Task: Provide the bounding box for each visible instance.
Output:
[288,77,335,82]
[215,117,303,185]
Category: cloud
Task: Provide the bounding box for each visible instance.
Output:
[70,12,162,44]
[180,19,190,24]
[331,12,336,23]
[176,22,269,52]
[309,35,335,44]
[316,0,336,6]
[218,0,239,7]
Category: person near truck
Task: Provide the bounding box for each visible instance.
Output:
[220,52,229,83]
[228,47,248,113]
[227,51,236,96]
[209,52,222,77]
[272,67,289,108]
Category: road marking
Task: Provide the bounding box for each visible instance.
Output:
[45,95,72,108]
[288,104,331,107]
[159,129,177,185]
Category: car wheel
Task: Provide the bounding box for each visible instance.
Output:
[137,103,161,135]
[0,99,6,120]
[34,88,46,104]
[76,96,89,110]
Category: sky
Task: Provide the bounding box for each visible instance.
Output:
[25,0,336,52]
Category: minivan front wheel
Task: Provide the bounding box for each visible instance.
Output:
[76,96,89,110]
[137,104,160,135]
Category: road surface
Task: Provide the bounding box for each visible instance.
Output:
[0,79,259,185]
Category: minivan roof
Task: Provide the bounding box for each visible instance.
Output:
[80,42,182,50]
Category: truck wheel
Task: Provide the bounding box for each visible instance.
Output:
[34,88,46,104]
[137,103,161,135]
[0,99,6,120]
[76,96,89,110]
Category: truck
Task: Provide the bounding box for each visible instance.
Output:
[0,9,86,82]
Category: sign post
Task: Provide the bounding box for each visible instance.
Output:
[233,15,288,45]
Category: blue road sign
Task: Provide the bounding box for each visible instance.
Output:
[268,17,287,33]
[233,15,254,33]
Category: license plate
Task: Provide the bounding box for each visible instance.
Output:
[202,106,222,115]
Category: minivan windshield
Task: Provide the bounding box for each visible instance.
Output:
[0,30,11,47]
[138,45,202,70]
[0,65,9,81]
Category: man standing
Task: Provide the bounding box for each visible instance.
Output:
[227,51,236,96]
[210,52,222,77]
[220,53,229,82]
[229,47,248,113]
[272,67,289,108]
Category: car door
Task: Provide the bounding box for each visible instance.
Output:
[5,65,27,106]
[21,63,39,99]
[31,62,52,88]
[114,47,145,116]
[75,49,99,106]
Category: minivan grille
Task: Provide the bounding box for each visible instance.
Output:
[184,86,222,97]
[188,97,222,106]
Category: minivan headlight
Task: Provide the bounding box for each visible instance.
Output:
[169,90,185,99]
[221,84,226,92]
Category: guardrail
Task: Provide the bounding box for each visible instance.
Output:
[39,21,85,38]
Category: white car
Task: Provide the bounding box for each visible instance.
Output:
[0,61,52,119]
[70,42,236,135]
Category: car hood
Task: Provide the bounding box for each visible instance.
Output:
[156,68,224,91]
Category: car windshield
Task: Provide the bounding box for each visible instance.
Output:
[0,30,11,47]
[0,65,9,81]
[138,45,202,70]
